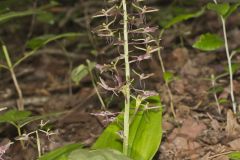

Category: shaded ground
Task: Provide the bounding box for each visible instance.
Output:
[0,0,240,160]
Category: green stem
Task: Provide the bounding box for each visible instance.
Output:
[36,130,41,157]
[17,126,25,149]
[221,17,236,113]
[213,0,236,113]
[2,45,24,111]
[122,0,130,155]
[157,30,176,118]
[87,60,106,110]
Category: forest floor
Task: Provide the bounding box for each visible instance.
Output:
[0,1,240,160]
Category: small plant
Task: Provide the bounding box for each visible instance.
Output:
[0,109,60,152]
[193,1,240,113]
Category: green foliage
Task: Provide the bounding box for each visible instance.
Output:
[0,109,62,128]
[91,116,123,151]
[26,33,84,50]
[68,149,133,160]
[228,152,240,160]
[39,143,82,160]
[0,110,31,126]
[224,2,240,19]
[71,62,96,85]
[0,9,41,23]
[164,8,205,29]
[208,86,224,94]
[207,2,240,19]
[36,11,55,25]
[92,96,162,160]
[163,71,174,84]
[225,63,240,74]
[193,33,224,51]
[207,3,230,16]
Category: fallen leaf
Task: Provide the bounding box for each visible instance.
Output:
[226,110,240,138]
[228,138,240,150]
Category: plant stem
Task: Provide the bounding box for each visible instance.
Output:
[122,0,130,155]
[213,0,236,114]
[211,74,221,114]
[36,130,41,158]
[87,60,106,110]
[221,17,236,113]
[17,126,25,149]
[2,45,24,111]
[157,30,176,118]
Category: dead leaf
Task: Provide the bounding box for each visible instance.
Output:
[226,110,240,138]
[228,138,240,150]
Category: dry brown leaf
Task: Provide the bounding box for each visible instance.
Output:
[226,110,240,138]
[228,138,240,150]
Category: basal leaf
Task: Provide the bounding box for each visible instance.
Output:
[39,143,82,160]
[193,33,224,51]
[164,8,205,29]
[207,3,230,16]
[68,149,132,160]
[91,115,123,152]
[228,151,240,160]
[129,96,162,160]
[92,96,162,160]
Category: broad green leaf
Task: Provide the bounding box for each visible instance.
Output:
[71,62,96,85]
[224,2,240,19]
[0,9,41,23]
[91,115,123,152]
[164,8,205,29]
[68,149,132,160]
[0,110,31,125]
[129,96,162,160]
[39,143,82,160]
[92,96,162,160]
[193,33,224,51]
[163,71,174,84]
[26,33,84,50]
[207,3,230,16]
[228,151,240,160]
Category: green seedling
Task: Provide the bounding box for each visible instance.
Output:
[209,74,227,114]
[0,109,61,150]
[152,5,205,118]
[193,1,240,113]
[71,60,106,110]
[0,33,83,111]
